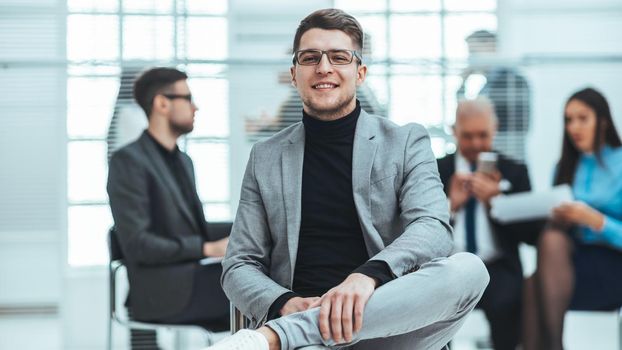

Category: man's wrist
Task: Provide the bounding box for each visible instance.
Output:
[202,241,216,257]
[352,272,378,288]
[268,292,298,320]
[352,261,393,288]
[365,274,379,288]
[280,297,300,315]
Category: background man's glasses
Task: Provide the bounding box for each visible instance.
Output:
[162,94,193,103]
[293,49,361,66]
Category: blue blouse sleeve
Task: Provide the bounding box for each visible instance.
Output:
[600,215,622,249]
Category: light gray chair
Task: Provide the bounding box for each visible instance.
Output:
[229,304,249,334]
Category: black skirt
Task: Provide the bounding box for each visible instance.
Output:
[569,241,622,311]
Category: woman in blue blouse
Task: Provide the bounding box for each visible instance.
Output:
[523,88,622,350]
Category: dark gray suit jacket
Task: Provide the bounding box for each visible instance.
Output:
[437,153,542,276]
[107,131,209,320]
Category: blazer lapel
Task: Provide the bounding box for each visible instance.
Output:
[281,124,305,281]
[352,111,385,254]
[179,155,209,237]
[139,132,198,232]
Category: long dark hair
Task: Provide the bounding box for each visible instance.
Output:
[554,87,622,185]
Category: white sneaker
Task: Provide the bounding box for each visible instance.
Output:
[202,329,270,350]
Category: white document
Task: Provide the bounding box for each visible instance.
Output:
[490,185,574,223]
[199,257,223,265]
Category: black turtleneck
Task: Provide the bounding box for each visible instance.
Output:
[267,101,393,320]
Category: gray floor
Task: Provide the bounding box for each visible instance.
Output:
[0,314,61,350]
[0,314,224,350]
[0,310,618,350]
[452,309,621,350]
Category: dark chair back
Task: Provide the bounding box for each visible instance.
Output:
[207,222,233,241]
[108,227,124,262]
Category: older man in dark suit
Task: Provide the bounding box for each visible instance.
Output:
[107,68,230,348]
[437,97,543,350]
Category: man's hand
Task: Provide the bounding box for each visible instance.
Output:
[470,171,501,207]
[202,237,228,257]
[309,273,377,344]
[552,201,605,230]
[280,296,321,317]
[449,173,472,213]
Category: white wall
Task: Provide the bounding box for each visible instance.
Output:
[498,0,622,190]
[0,0,65,308]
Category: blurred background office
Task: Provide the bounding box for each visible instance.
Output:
[0,0,621,349]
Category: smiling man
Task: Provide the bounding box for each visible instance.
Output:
[206,9,489,350]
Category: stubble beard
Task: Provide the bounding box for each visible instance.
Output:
[301,90,356,121]
[169,118,194,136]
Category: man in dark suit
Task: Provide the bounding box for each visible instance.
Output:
[437,98,542,350]
[107,67,230,347]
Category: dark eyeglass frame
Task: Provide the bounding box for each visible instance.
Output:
[161,93,193,103]
[292,49,362,66]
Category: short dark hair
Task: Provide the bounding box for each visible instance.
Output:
[133,67,188,118]
[555,87,622,185]
[292,8,364,57]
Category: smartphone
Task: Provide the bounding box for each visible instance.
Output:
[476,152,498,174]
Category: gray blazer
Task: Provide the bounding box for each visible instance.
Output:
[222,110,453,327]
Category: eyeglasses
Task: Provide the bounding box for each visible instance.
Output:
[293,49,361,66]
[161,94,193,103]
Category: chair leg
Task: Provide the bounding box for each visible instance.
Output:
[230,304,246,334]
[173,329,183,350]
[107,316,113,350]
[205,331,214,346]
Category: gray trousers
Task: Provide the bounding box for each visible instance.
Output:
[265,252,490,350]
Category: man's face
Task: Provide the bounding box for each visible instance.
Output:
[290,28,367,121]
[166,80,197,135]
[453,113,496,164]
